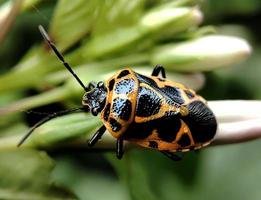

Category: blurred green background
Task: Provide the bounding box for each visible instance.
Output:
[0,0,260,200]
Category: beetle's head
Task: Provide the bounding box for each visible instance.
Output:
[82,81,107,116]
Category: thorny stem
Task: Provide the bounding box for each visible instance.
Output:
[0,100,261,152]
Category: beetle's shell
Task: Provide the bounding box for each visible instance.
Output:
[101,68,217,152]
[100,69,139,138]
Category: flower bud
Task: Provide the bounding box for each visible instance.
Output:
[151,35,251,71]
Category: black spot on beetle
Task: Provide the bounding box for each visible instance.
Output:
[117,70,130,79]
[136,87,161,117]
[123,115,181,142]
[149,141,158,149]
[112,98,132,121]
[108,79,115,91]
[181,101,217,143]
[156,116,181,142]
[136,73,182,106]
[103,103,111,121]
[115,79,135,95]
[177,134,191,147]
[123,122,153,140]
[137,74,157,88]
[109,118,122,132]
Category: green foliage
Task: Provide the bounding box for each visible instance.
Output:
[107,141,261,200]
[52,155,129,200]
[0,150,77,200]
[0,0,260,199]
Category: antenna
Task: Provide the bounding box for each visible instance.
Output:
[17,107,84,147]
[38,25,88,92]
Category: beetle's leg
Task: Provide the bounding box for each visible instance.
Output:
[88,125,106,146]
[161,151,183,161]
[87,81,97,91]
[116,139,124,159]
[151,64,166,78]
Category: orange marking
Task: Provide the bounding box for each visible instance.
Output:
[101,68,139,138]
[127,119,200,152]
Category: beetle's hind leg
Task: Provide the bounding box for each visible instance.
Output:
[88,125,106,146]
[161,151,183,161]
[151,64,166,78]
[116,139,124,159]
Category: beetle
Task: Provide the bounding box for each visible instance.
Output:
[18,25,217,161]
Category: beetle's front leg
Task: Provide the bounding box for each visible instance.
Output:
[151,64,166,78]
[88,125,107,146]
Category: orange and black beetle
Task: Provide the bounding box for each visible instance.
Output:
[18,26,217,161]
[85,67,217,160]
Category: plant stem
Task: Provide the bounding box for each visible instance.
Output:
[0,101,260,153]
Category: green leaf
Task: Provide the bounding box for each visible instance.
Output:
[0,150,77,200]
[0,92,24,126]
[81,6,201,60]
[91,0,145,36]
[50,0,102,51]
[52,155,129,200]
[106,149,201,200]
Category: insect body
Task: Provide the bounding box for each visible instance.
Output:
[86,67,217,160]
[18,26,217,161]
